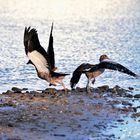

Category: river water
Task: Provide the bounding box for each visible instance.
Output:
[0,0,140,139]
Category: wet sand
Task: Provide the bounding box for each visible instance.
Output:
[0,85,139,140]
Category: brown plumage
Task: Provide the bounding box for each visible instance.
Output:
[70,55,137,92]
[23,25,69,91]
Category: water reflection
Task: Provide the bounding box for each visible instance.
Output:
[0,0,139,20]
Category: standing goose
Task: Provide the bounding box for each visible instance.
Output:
[24,25,69,91]
[70,54,137,92]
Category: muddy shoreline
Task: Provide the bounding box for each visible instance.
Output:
[0,85,140,140]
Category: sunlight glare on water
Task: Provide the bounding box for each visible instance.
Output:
[0,0,139,20]
[0,0,139,91]
[0,0,139,90]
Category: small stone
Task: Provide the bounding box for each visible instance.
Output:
[111,85,120,93]
[3,90,12,94]
[22,88,28,91]
[117,119,124,122]
[29,96,34,100]
[33,114,38,116]
[76,87,85,92]
[42,90,46,93]
[45,88,57,94]
[136,106,140,109]
[133,107,137,112]
[125,93,133,98]
[12,87,22,93]
[53,134,66,137]
[132,112,140,118]
[41,94,45,97]
[128,87,134,90]
[122,101,133,106]
[29,91,37,94]
[134,94,140,98]
[120,107,134,112]
[8,123,14,127]
[98,85,109,92]
[114,85,121,89]
[6,100,16,107]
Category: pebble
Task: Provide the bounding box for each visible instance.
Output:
[132,112,140,118]
[8,123,14,127]
[133,107,137,112]
[11,87,22,93]
[53,134,66,137]
[122,101,133,106]
[128,87,134,90]
[97,85,109,92]
[117,119,124,122]
[110,85,121,93]
[76,87,85,92]
[134,94,140,98]
[22,88,28,91]
[120,107,134,112]
[125,94,133,98]
[4,90,13,94]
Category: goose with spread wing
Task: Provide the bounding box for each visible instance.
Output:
[70,54,137,92]
[24,25,69,91]
[26,23,57,71]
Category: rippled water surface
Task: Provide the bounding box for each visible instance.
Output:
[0,0,140,139]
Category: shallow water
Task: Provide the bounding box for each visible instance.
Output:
[0,0,140,139]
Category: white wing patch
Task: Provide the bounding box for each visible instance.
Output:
[28,50,50,73]
[84,68,92,72]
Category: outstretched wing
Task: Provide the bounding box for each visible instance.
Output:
[23,27,51,74]
[24,27,30,55]
[70,63,94,89]
[90,61,137,77]
[47,23,56,71]
[24,27,41,54]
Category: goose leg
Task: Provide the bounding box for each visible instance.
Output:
[91,78,95,85]
[61,82,67,93]
[86,78,92,93]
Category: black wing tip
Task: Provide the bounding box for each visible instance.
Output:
[50,22,53,35]
[24,26,38,43]
[48,22,53,42]
[25,26,31,30]
[52,22,54,27]
[132,73,138,78]
[60,73,70,76]
[70,82,76,89]
[24,26,37,35]
[70,77,77,89]
[51,71,69,77]
[97,61,138,77]
[24,26,31,34]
